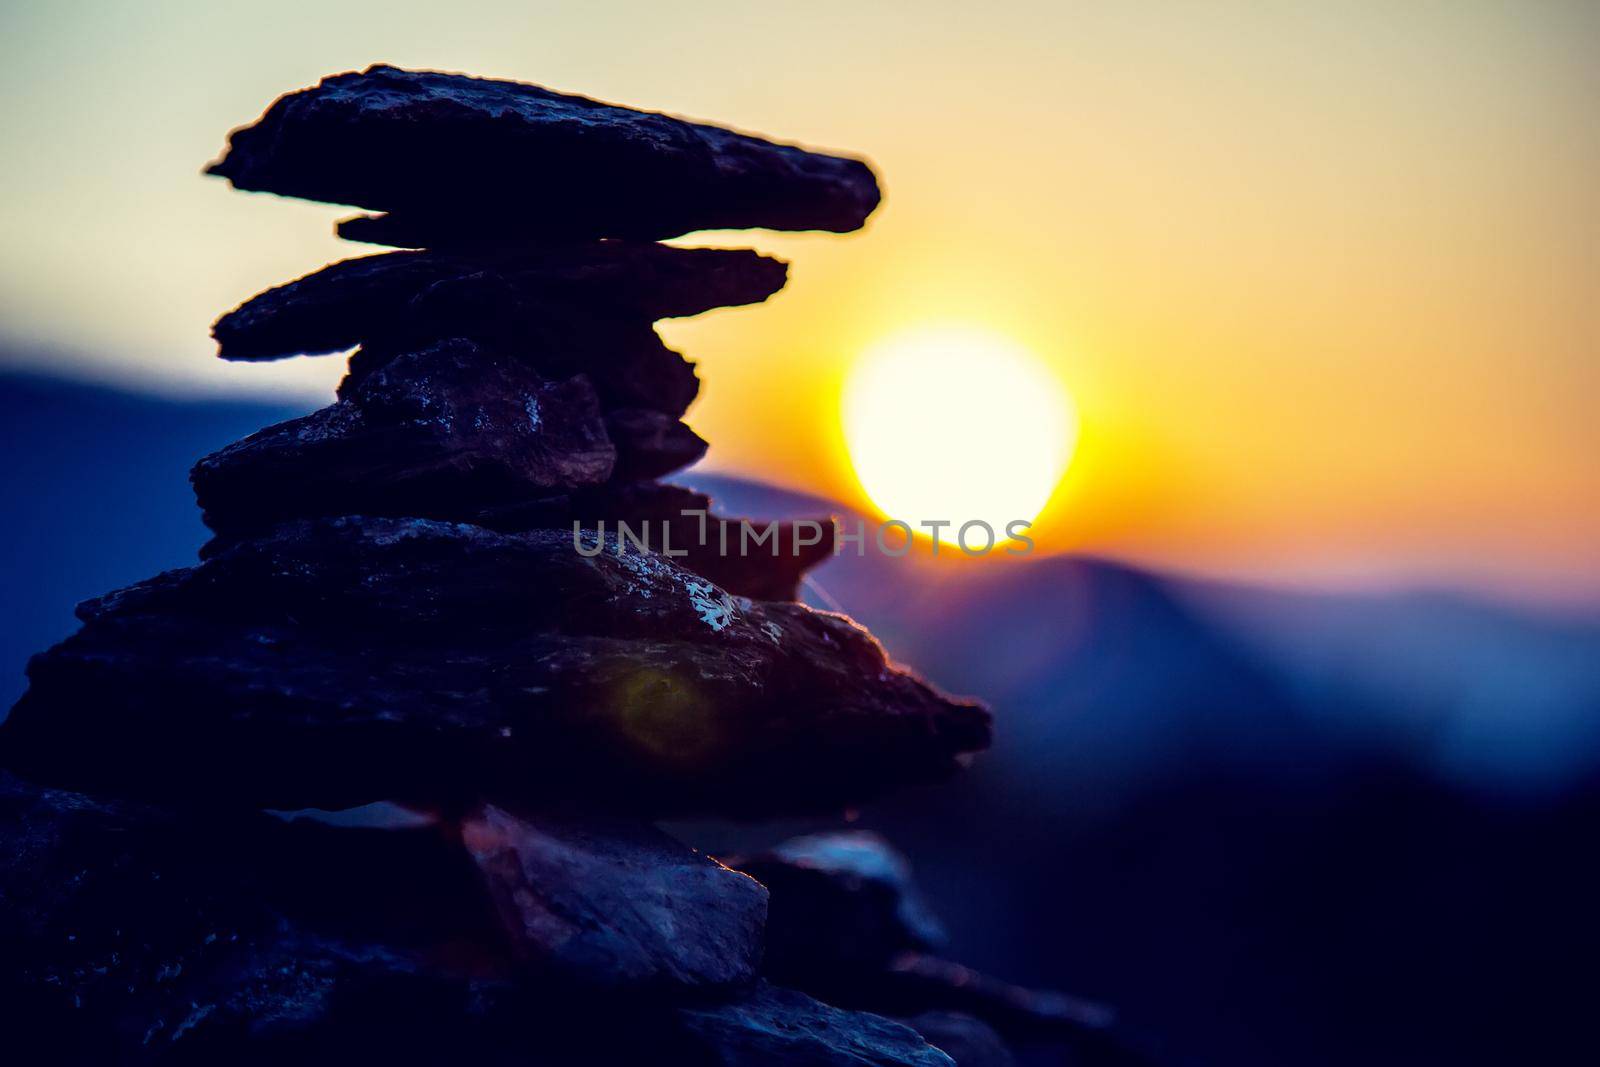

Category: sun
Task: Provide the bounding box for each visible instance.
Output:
[842,326,1077,542]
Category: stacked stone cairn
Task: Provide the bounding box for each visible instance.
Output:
[0,67,1137,1065]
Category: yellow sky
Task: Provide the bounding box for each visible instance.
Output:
[1,1,1596,602]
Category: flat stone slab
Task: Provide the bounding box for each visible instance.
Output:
[463,803,766,990]
[603,406,708,482]
[340,314,702,420]
[207,65,880,241]
[192,338,619,541]
[463,481,837,602]
[2,518,990,814]
[213,244,787,362]
[732,831,948,976]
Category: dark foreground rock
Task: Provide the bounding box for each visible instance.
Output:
[197,477,834,603]
[463,803,766,990]
[192,339,617,540]
[207,65,881,241]
[560,481,838,601]
[677,982,954,1067]
[341,314,702,418]
[192,336,711,542]
[733,832,1153,1065]
[464,480,838,601]
[733,831,948,975]
[1,518,989,813]
[213,244,787,362]
[603,406,709,481]
[0,777,954,1066]
[0,774,510,1064]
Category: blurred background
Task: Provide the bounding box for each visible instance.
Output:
[2,3,1597,1064]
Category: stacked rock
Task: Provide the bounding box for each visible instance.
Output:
[735,833,1152,1066]
[0,66,1002,1065]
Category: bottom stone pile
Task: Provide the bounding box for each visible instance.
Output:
[0,780,1134,1065]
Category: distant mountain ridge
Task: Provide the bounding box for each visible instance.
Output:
[688,469,1600,796]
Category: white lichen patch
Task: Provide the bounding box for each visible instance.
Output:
[682,575,738,632]
[612,547,658,600]
[604,539,740,631]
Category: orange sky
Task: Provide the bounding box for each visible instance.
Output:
[1,1,1596,603]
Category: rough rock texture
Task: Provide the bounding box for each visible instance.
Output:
[1,776,950,1065]
[213,244,787,362]
[467,481,838,601]
[462,803,766,989]
[681,517,836,601]
[341,316,701,419]
[0,774,512,1064]
[676,982,954,1067]
[1,518,990,813]
[236,477,836,602]
[207,65,880,240]
[733,833,1150,1065]
[733,831,948,974]
[604,407,708,481]
[192,339,616,540]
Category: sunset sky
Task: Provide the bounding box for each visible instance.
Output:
[2,1,1596,603]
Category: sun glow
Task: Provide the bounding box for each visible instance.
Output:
[842,326,1077,541]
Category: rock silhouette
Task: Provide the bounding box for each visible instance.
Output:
[460,804,768,990]
[207,65,880,241]
[0,65,1131,1065]
[212,244,788,362]
[193,341,618,540]
[6,518,987,814]
[734,832,1154,1065]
